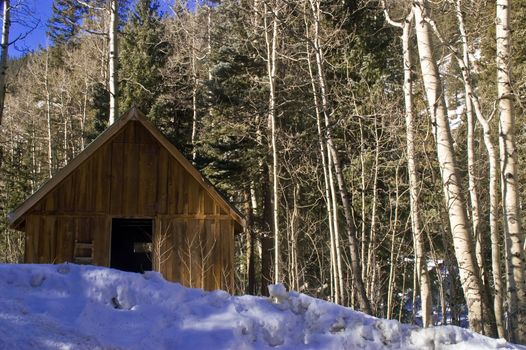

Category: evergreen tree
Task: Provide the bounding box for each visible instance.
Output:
[119,0,170,116]
[47,0,86,47]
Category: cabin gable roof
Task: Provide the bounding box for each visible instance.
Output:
[7,107,245,229]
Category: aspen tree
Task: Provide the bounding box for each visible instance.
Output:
[190,12,198,161]
[382,1,432,327]
[496,0,526,343]
[44,51,53,178]
[417,1,506,335]
[0,0,9,125]
[305,32,340,302]
[413,0,496,335]
[308,0,370,313]
[108,0,118,125]
[263,0,280,284]
[455,0,504,337]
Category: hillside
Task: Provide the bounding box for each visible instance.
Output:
[0,264,521,350]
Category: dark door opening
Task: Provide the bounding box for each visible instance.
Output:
[111,218,153,273]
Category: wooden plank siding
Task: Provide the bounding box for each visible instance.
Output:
[156,216,233,291]
[19,118,239,292]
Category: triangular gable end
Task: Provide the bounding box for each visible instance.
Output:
[8,107,245,230]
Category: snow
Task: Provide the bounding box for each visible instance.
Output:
[0,264,523,350]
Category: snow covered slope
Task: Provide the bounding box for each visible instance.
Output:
[0,264,522,350]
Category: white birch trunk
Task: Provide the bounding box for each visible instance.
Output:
[191,25,198,161]
[366,118,379,300]
[309,0,370,313]
[81,78,89,150]
[328,152,343,303]
[305,29,339,303]
[413,0,495,335]
[386,177,397,319]
[264,1,280,284]
[463,55,483,281]
[456,0,505,336]
[108,0,118,125]
[359,118,367,283]
[0,0,9,125]
[496,0,526,343]
[45,51,53,178]
[401,13,432,328]
[382,3,433,327]
[421,1,506,334]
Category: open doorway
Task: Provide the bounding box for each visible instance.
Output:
[110,218,153,273]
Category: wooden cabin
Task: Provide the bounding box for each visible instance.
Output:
[7,108,244,292]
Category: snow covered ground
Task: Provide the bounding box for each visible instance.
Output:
[0,264,523,350]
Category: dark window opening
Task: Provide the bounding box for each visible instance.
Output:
[111,218,153,273]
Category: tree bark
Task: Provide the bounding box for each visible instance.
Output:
[190,28,198,161]
[359,118,367,285]
[496,0,526,343]
[366,117,380,303]
[413,0,496,336]
[309,0,370,313]
[264,1,280,284]
[420,1,506,335]
[44,51,53,178]
[382,3,432,327]
[305,30,340,303]
[0,0,10,125]
[328,151,344,303]
[260,164,273,296]
[456,0,504,336]
[108,0,118,124]
[245,187,257,295]
[401,12,432,328]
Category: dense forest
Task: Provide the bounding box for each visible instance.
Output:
[1,0,526,343]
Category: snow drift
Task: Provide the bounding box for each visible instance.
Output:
[0,264,522,350]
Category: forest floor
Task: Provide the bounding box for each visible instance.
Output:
[0,264,523,350]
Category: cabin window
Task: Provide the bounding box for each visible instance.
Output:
[110,218,153,273]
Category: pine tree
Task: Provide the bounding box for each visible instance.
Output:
[119,0,170,116]
[47,0,86,47]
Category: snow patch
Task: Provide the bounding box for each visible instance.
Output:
[0,264,524,350]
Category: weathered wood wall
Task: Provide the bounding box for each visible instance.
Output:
[23,121,238,291]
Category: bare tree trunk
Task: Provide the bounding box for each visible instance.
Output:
[308,0,370,313]
[81,78,89,150]
[411,259,417,324]
[191,32,198,161]
[245,187,257,295]
[402,15,433,327]
[263,1,280,284]
[383,3,432,327]
[290,183,300,291]
[455,0,504,337]
[464,57,483,284]
[328,152,344,303]
[386,162,402,320]
[398,260,407,322]
[44,51,53,178]
[108,0,118,124]
[260,164,273,296]
[496,0,526,343]
[423,0,506,334]
[413,0,496,336]
[366,117,379,302]
[189,4,201,161]
[359,118,367,284]
[0,0,9,125]
[304,29,339,303]
[401,12,433,329]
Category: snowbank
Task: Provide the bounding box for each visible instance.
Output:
[0,264,522,350]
